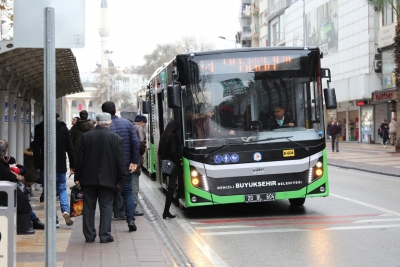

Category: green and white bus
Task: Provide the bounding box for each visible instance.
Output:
[138,47,337,208]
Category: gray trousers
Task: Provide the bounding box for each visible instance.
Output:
[132,173,139,209]
[331,134,340,151]
[82,186,114,242]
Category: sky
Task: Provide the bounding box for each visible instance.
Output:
[72,0,241,73]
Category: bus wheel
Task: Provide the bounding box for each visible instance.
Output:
[289,198,305,206]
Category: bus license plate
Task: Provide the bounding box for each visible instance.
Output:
[245,193,275,203]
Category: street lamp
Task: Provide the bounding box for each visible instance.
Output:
[219,36,237,48]
[104,50,113,101]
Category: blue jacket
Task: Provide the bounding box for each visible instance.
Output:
[109,115,140,166]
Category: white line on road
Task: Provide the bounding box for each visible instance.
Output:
[353,218,400,224]
[330,193,400,217]
[201,229,310,236]
[324,224,400,231]
[195,225,256,230]
[176,217,229,267]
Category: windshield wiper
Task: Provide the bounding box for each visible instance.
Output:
[204,142,237,158]
[245,136,310,153]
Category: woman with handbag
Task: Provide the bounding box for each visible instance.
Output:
[158,120,182,219]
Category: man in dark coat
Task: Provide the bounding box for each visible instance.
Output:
[102,101,140,232]
[270,106,295,130]
[33,113,75,227]
[74,113,126,243]
[69,110,94,162]
[327,118,341,152]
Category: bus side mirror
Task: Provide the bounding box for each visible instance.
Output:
[323,88,337,110]
[142,101,150,114]
[167,84,181,108]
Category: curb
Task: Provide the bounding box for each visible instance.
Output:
[138,191,191,267]
[327,163,400,178]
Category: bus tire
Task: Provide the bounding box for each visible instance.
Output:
[289,198,305,206]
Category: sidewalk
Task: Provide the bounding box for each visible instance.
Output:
[16,177,175,267]
[326,140,400,177]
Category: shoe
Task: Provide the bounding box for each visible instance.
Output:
[135,211,144,216]
[384,145,386,148]
[113,216,126,220]
[336,151,339,152]
[40,194,44,203]
[100,236,114,243]
[85,239,95,243]
[128,221,137,232]
[56,220,60,228]
[17,229,35,235]
[162,212,176,219]
[63,211,74,226]
[32,218,45,229]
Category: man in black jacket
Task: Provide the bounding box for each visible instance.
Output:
[74,113,126,243]
[33,113,75,228]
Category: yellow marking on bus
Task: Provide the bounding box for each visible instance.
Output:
[283,149,295,157]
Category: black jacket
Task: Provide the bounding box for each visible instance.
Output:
[70,119,94,162]
[158,133,181,166]
[33,120,75,172]
[270,116,295,130]
[74,127,126,190]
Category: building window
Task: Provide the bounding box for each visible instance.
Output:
[133,79,138,83]
[382,4,394,26]
[124,87,130,93]
[123,77,129,83]
[72,100,77,107]
[89,101,93,107]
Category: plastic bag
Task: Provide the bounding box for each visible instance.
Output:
[70,185,83,217]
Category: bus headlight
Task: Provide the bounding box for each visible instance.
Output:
[190,166,209,191]
[308,157,324,184]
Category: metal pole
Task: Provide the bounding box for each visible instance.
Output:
[107,60,110,101]
[303,0,306,46]
[44,7,56,267]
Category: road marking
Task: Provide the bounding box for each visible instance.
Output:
[195,225,256,230]
[195,213,381,224]
[353,218,400,223]
[324,224,400,231]
[176,217,229,267]
[331,193,400,217]
[201,228,310,236]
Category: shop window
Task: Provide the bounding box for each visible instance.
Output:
[72,100,77,107]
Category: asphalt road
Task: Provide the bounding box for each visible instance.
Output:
[140,166,400,267]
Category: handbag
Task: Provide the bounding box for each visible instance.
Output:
[161,159,176,175]
[160,135,176,175]
[69,185,83,217]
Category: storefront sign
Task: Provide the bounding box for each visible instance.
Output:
[378,24,396,48]
[372,91,397,101]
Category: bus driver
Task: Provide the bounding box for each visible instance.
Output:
[270,106,295,130]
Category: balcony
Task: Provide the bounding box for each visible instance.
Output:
[251,0,259,14]
[241,18,251,27]
[242,5,251,17]
[241,29,252,40]
[251,23,260,38]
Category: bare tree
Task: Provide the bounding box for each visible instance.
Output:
[91,69,132,105]
[140,36,217,79]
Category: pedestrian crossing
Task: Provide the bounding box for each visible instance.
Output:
[190,213,400,236]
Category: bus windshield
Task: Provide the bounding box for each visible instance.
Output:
[181,49,325,148]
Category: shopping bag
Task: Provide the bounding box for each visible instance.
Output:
[70,185,83,217]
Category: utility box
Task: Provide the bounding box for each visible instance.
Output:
[0,181,16,267]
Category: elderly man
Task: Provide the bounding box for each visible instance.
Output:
[102,101,140,232]
[74,113,126,243]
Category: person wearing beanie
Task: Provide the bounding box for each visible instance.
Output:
[70,110,95,163]
[131,114,148,216]
[74,113,127,243]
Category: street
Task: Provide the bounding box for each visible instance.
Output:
[140,166,400,267]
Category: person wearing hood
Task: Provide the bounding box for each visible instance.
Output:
[70,110,95,163]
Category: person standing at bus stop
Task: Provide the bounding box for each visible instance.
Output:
[102,101,140,232]
[327,118,341,152]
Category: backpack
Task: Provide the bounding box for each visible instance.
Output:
[378,127,382,137]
